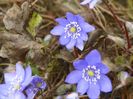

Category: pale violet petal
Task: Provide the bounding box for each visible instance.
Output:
[50,25,64,36]
[98,74,112,92]
[80,0,92,5]
[65,70,82,84]
[87,83,100,99]
[77,79,89,95]
[85,49,101,65]
[66,39,76,50]
[73,59,88,70]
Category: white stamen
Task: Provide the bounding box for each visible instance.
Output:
[82,65,101,84]
[64,22,81,39]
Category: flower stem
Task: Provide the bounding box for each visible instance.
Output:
[73,47,80,58]
[103,0,131,49]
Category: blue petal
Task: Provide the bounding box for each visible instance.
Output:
[59,34,70,45]
[80,31,88,41]
[80,0,92,5]
[4,72,16,84]
[66,39,76,50]
[98,74,112,92]
[66,12,77,22]
[73,59,88,70]
[50,25,64,36]
[87,83,100,99]
[0,84,9,96]
[89,0,98,9]
[16,62,25,82]
[31,75,46,89]
[15,92,26,99]
[8,94,15,99]
[26,87,38,99]
[76,38,84,51]
[55,18,69,26]
[76,15,85,23]
[0,94,6,99]
[80,22,95,33]
[77,79,89,95]
[65,70,82,84]
[95,63,110,74]
[85,49,101,65]
[76,13,95,33]
[21,66,33,90]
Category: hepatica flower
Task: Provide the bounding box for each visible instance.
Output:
[25,75,46,99]
[0,62,33,99]
[50,12,95,50]
[65,49,112,99]
[80,0,102,9]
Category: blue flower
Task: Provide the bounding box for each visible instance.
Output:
[25,75,46,99]
[80,0,102,9]
[50,12,95,50]
[65,49,112,99]
[0,62,33,99]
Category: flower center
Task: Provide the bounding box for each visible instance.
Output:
[70,27,76,33]
[64,22,81,39]
[36,82,42,88]
[8,75,22,92]
[14,84,20,90]
[82,65,101,84]
[88,70,94,77]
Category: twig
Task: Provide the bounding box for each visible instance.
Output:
[29,0,38,7]
[103,0,131,49]
[123,23,131,49]
[73,47,80,58]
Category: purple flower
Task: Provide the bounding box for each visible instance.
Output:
[0,62,33,99]
[50,12,95,50]
[25,75,46,99]
[80,0,102,9]
[65,49,112,99]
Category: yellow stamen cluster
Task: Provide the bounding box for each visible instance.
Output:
[70,27,76,33]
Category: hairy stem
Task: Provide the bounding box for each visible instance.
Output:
[103,0,131,49]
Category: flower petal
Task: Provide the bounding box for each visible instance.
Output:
[31,75,46,89]
[73,59,88,70]
[76,38,84,51]
[80,0,92,5]
[21,66,33,89]
[0,84,9,96]
[80,22,95,33]
[59,34,70,45]
[26,86,38,99]
[76,15,85,23]
[0,94,6,99]
[89,0,98,9]
[50,25,64,36]
[4,72,16,84]
[87,83,100,99]
[77,79,89,95]
[80,31,88,41]
[66,12,77,22]
[95,63,110,74]
[16,62,25,82]
[15,92,26,99]
[85,49,101,65]
[55,18,69,26]
[66,39,76,50]
[65,70,82,84]
[98,74,112,92]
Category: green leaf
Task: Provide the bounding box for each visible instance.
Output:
[26,12,42,37]
[32,66,40,75]
[114,56,126,66]
[127,0,133,20]
[127,0,133,9]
